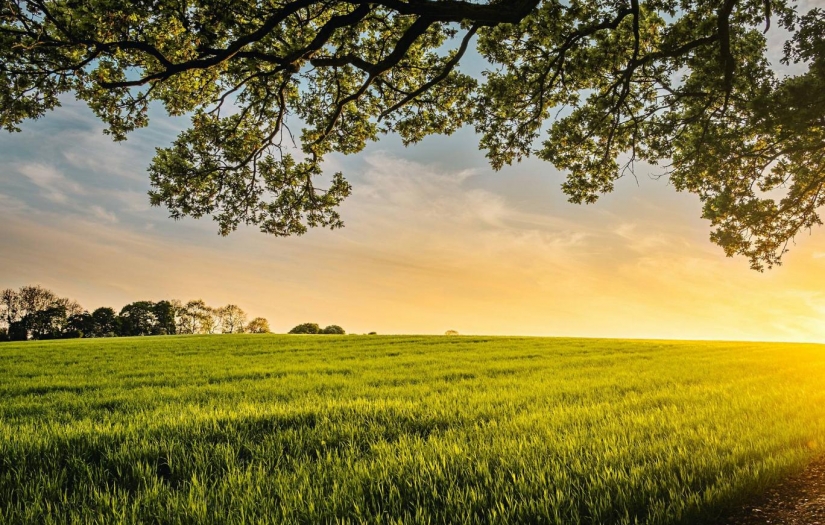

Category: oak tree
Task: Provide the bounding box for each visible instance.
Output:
[91,306,119,337]
[153,300,179,335]
[66,311,94,338]
[119,301,159,336]
[3,1,823,269]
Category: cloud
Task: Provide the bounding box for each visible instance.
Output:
[346,152,594,253]
[89,205,118,224]
[4,123,825,342]
[0,192,28,212]
[16,162,86,203]
[61,134,151,183]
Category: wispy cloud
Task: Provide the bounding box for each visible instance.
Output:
[3,106,825,341]
[89,205,118,223]
[16,162,86,203]
[0,192,28,212]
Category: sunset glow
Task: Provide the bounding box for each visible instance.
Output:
[2,101,824,342]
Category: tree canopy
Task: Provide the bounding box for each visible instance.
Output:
[246,317,271,334]
[0,284,269,341]
[3,0,823,269]
[289,322,321,334]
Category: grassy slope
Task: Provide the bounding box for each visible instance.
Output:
[0,335,824,524]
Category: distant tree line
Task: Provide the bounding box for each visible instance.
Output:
[288,323,345,335]
[0,285,270,342]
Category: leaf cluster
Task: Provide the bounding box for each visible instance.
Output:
[2,0,823,268]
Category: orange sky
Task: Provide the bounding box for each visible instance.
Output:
[2,110,824,341]
[2,8,825,342]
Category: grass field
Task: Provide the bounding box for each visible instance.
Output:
[1,335,824,524]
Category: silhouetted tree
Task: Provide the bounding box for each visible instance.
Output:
[0,284,267,341]
[91,307,118,337]
[56,298,84,318]
[0,288,21,329]
[118,301,157,336]
[28,305,68,340]
[153,300,178,335]
[66,312,94,338]
[0,285,82,339]
[18,285,59,316]
[8,321,28,341]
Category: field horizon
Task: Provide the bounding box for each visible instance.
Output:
[5,2,825,522]
[70,332,822,344]
[2,334,824,524]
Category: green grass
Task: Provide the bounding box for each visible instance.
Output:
[1,335,824,524]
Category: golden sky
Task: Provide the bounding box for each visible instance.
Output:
[7,9,825,342]
[1,100,824,342]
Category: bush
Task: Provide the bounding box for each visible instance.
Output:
[368,332,377,335]
[0,328,7,342]
[289,323,320,335]
[445,330,459,336]
[321,325,345,335]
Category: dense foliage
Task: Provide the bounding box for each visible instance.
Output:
[289,322,321,334]
[0,285,268,340]
[288,323,347,334]
[2,1,824,269]
[1,335,824,523]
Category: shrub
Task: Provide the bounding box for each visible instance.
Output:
[321,325,345,335]
[289,323,320,335]
[368,332,377,335]
[445,330,459,336]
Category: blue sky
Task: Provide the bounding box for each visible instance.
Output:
[2,11,824,341]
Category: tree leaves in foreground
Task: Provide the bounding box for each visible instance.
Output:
[2,1,824,269]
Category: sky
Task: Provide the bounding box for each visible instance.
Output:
[1,16,824,342]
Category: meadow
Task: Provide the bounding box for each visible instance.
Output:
[1,335,824,524]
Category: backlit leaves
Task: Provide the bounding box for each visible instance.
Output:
[1,0,823,268]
